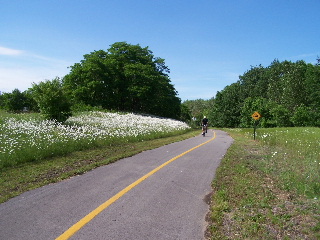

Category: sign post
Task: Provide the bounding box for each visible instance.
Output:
[251,111,261,140]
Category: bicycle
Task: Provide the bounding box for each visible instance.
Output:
[202,124,207,136]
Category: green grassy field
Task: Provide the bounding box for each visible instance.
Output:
[207,127,319,240]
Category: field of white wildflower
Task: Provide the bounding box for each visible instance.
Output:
[0,111,190,168]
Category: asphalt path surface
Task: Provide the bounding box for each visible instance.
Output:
[0,130,233,240]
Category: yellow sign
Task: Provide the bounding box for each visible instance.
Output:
[252,111,261,120]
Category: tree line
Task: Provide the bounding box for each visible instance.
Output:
[183,58,320,128]
[0,42,181,122]
[1,42,319,127]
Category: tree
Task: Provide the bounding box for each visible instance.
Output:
[0,89,26,112]
[290,105,315,127]
[30,78,72,122]
[23,89,39,112]
[305,63,320,111]
[266,60,308,111]
[63,42,181,119]
[202,59,319,128]
[281,60,308,110]
[238,64,269,100]
[180,104,191,123]
[239,97,275,128]
[63,50,114,109]
[211,83,242,128]
[266,59,287,105]
[0,93,3,109]
[269,104,292,127]
[183,99,212,127]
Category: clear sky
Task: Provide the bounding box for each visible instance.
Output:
[1,0,319,101]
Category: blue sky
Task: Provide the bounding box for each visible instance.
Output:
[1,0,319,101]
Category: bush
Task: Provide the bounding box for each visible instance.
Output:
[30,78,72,122]
[290,105,315,127]
[269,104,292,127]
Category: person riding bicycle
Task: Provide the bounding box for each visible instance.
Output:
[202,116,208,135]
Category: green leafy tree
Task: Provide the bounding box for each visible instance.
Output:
[63,42,180,119]
[205,97,215,125]
[180,103,192,123]
[0,93,3,109]
[281,60,308,110]
[23,89,39,112]
[211,83,242,128]
[290,105,316,127]
[63,50,113,109]
[30,78,72,122]
[267,60,308,111]
[240,97,274,128]
[305,62,320,111]
[238,64,269,100]
[269,104,292,127]
[183,99,212,127]
[266,59,288,105]
[1,89,27,112]
[305,62,320,127]
[204,59,319,128]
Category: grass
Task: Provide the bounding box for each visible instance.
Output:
[207,128,319,240]
[0,110,197,203]
[0,128,199,203]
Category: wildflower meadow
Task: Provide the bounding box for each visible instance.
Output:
[0,111,190,169]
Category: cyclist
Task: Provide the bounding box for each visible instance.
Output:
[202,116,208,136]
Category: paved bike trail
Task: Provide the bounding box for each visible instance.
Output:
[0,130,233,240]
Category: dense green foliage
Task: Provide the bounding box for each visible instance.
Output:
[0,42,181,121]
[0,89,38,113]
[235,59,320,127]
[182,98,214,127]
[30,78,72,122]
[186,59,320,128]
[0,89,26,112]
[63,42,181,119]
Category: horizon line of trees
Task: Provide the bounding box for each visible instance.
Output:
[183,58,320,128]
[1,45,319,128]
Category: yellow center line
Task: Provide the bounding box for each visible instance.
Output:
[55,131,216,240]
